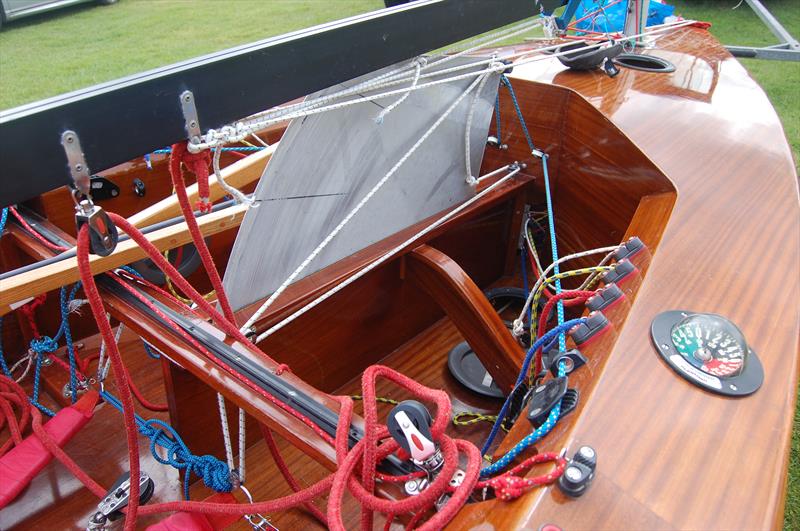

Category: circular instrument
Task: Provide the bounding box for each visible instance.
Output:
[650,311,763,396]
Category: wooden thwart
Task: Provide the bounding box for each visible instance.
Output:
[0,204,248,314]
[128,145,275,228]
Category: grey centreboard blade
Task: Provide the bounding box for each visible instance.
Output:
[223,56,500,312]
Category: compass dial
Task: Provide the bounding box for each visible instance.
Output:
[670,314,746,378]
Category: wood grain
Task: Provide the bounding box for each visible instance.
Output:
[407,244,523,392]
[450,27,800,530]
[0,204,247,312]
[127,145,274,228]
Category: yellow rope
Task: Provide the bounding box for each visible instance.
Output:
[452,411,508,432]
[349,394,399,406]
[162,250,217,304]
[530,265,615,329]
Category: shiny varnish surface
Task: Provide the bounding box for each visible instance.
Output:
[452,27,799,530]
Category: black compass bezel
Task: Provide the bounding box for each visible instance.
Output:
[650,310,763,397]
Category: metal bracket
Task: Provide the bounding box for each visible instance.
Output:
[517,203,532,250]
[60,130,91,199]
[180,90,202,145]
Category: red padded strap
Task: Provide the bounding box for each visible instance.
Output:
[0,391,99,509]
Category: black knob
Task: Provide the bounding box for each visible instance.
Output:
[558,445,597,498]
[133,178,146,197]
[558,461,594,497]
[573,445,597,471]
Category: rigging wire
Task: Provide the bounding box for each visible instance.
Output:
[242,71,497,334]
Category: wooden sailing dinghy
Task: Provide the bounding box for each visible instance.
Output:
[0,1,797,529]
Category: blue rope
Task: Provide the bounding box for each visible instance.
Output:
[101,390,232,499]
[143,342,161,359]
[479,318,586,457]
[59,284,81,403]
[501,75,566,352]
[494,91,503,140]
[481,355,568,476]
[0,305,55,416]
[152,146,264,154]
[500,75,536,154]
[541,155,566,351]
[0,207,8,236]
[0,318,9,378]
[30,336,58,417]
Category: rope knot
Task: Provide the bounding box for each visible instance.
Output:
[30,336,58,354]
[170,141,212,210]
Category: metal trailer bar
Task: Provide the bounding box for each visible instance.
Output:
[726,0,800,62]
[0,0,544,208]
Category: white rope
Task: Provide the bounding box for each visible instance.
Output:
[512,245,620,337]
[217,393,235,478]
[524,218,546,276]
[240,70,493,333]
[578,248,617,290]
[256,164,521,342]
[10,351,34,383]
[375,58,424,124]
[189,19,696,153]
[212,145,256,207]
[238,18,543,131]
[96,316,123,386]
[464,66,494,185]
[238,407,246,484]
[471,163,510,187]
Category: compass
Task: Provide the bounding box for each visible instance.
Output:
[650,311,763,396]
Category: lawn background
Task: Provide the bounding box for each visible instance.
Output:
[0,0,797,528]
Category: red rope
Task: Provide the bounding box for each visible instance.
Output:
[169,143,212,214]
[0,380,30,455]
[67,175,556,527]
[18,294,47,338]
[77,226,142,530]
[125,368,168,412]
[168,142,238,326]
[8,207,69,252]
[474,452,567,501]
[259,423,327,526]
[0,375,107,496]
[534,290,596,374]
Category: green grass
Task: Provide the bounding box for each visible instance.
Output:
[0,0,798,528]
[0,0,384,109]
[671,0,800,166]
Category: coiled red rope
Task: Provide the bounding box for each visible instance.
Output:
[60,146,569,528]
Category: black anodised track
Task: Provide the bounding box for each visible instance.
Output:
[98,276,414,476]
[0,0,541,208]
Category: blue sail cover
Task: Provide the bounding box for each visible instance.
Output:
[573,0,675,34]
